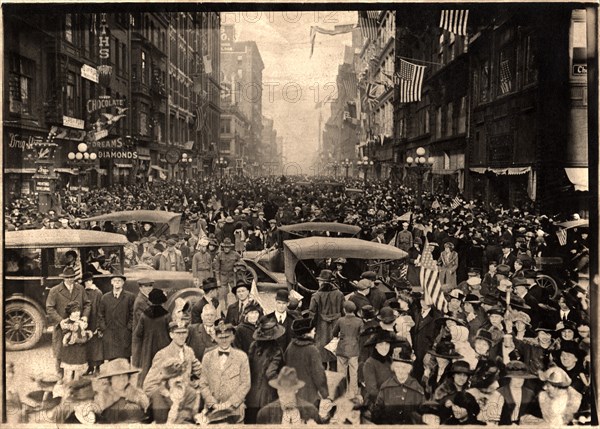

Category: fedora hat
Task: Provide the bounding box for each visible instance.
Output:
[97,358,140,379]
[504,360,537,379]
[275,289,290,303]
[291,316,314,336]
[221,238,234,247]
[428,340,464,360]
[231,280,251,295]
[67,378,95,401]
[202,277,219,292]
[496,264,511,276]
[539,366,572,388]
[81,272,94,283]
[110,271,127,281]
[253,317,286,341]
[448,360,474,375]
[360,305,378,320]
[317,269,334,282]
[148,288,167,305]
[268,366,305,390]
[377,307,396,324]
[390,340,415,363]
[60,267,78,279]
[504,294,530,310]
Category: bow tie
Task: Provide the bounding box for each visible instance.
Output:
[218,350,230,356]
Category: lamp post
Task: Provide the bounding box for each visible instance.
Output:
[216,156,228,178]
[67,143,97,205]
[180,153,193,180]
[252,162,259,177]
[357,155,374,185]
[331,161,340,179]
[341,158,352,179]
[405,146,435,207]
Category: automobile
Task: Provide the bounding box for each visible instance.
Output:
[282,236,409,301]
[247,222,362,273]
[82,210,182,238]
[4,229,279,351]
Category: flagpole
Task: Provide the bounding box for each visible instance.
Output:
[399,56,444,66]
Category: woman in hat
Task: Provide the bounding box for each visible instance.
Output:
[497,360,540,424]
[537,366,583,425]
[233,302,262,354]
[433,359,474,412]
[245,317,286,423]
[95,358,150,423]
[54,378,100,424]
[148,359,198,424]
[132,288,171,388]
[361,329,398,414]
[439,240,458,292]
[466,361,504,424]
[443,391,485,425]
[463,294,487,343]
[423,340,464,399]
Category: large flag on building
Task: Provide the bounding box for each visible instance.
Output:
[358,11,378,40]
[365,82,379,109]
[398,59,426,103]
[310,24,355,58]
[420,243,448,313]
[439,10,469,36]
[342,73,358,97]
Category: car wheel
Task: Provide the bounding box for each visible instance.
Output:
[235,266,257,286]
[536,274,559,299]
[5,302,45,351]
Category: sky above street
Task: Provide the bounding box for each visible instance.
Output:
[223,11,356,175]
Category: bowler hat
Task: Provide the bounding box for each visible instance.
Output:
[253,317,286,341]
[504,360,537,379]
[291,316,314,336]
[275,289,290,303]
[97,358,140,379]
[390,340,415,363]
[448,360,474,375]
[60,267,78,279]
[268,366,305,390]
[81,272,94,283]
[428,340,463,360]
[317,269,334,282]
[231,280,250,294]
[377,307,396,324]
[149,288,167,305]
[202,277,219,292]
[67,378,95,401]
[111,271,127,281]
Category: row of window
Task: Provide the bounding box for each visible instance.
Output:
[396,96,468,141]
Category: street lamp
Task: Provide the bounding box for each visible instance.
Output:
[180,153,193,180]
[252,162,259,177]
[405,146,435,207]
[357,155,374,185]
[67,143,97,204]
[331,161,340,179]
[216,156,228,178]
[341,158,352,179]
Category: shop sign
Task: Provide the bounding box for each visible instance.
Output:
[88,137,124,149]
[572,63,587,75]
[6,131,44,151]
[81,64,99,83]
[87,129,109,142]
[138,147,150,156]
[96,150,138,159]
[50,126,87,141]
[63,116,85,130]
[87,96,126,113]
[35,180,52,192]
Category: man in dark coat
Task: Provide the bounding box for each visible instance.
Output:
[187,303,218,361]
[191,277,220,324]
[98,272,135,361]
[265,289,297,352]
[411,297,442,380]
[256,366,320,424]
[46,266,91,375]
[132,279,154,332]
[225,281,263,326]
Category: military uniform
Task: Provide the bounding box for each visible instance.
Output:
[395,229,413,252]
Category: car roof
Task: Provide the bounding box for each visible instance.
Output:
[5,229,129,248]
[278,222,361,235]
[82,210,180,223]
[556,219,589,229]
[283,237,408,261]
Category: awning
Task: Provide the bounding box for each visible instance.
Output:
[150,165,168,173]
[432,169,459,175]
[470,167,488,174]
[565,167,589,192]
[55,167,78,175]
[4,168,36,174]
[138,155,151,161]
[91,167,108,175]
[470,167,531,175]
[114,163,133,169]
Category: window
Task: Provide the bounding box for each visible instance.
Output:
[8,54,34,115]
[65,72,76,116]
[449,32,456,62]
[424,106,430,134]
[458,96,467,134]
[438,33,445,64]
[65,14,73,42]
[479,60,490,103]
[435,106,442,139]
[446,102,453,136]
[141,51,147,83]
[522,34,538,86]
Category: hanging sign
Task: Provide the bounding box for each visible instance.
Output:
[87,96,126,113]
[98,13,112,85]
[81,64,99,83]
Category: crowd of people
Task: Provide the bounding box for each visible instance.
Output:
[5,175,593,425]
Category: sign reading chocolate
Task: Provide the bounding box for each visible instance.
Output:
[96,150,138,159]
[87,96,126,113]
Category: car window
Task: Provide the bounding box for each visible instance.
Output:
[48,248,81,277]
[5,248,42,276]
[83,246,122,274]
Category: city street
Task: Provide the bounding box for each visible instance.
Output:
[3,5,597,426]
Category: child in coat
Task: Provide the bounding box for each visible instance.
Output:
[60,301,93,382]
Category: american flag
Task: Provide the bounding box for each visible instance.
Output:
[420,243,448,313]
[439,10,469,36]
[358,11,378,40]
[450,196,461,210]
[398,59,426,103]
[500,59,512,94]
[342,74,358,97]
[556,228,568,246]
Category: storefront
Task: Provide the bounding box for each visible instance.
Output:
[469,166,536,209]
[3,127,47,199]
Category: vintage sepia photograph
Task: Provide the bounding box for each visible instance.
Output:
[2,1,598,425]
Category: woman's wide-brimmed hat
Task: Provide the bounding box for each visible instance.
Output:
[97,358,140,379]
[503,360,537,379]
[268,366,305,390]
[428,340,464,360]
[364,329,402,347]
[539,366,572,388]
[148,288,168,305]
[253,317,286,341]
[448,360,474,375]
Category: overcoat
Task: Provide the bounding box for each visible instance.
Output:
[132,305,171,387]
[309,282,344,362]
[372,375,425,425]
[246,341,284,410]
[98,290,136,360]
[84,286,103,362]
[283,337,329,405]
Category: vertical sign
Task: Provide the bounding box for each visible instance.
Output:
[98,13,112,86]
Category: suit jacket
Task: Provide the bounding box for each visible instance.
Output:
[412,307,441,360]
[266,311,296,351]
[199,347,251,416]
[256,399,319,424]
[143,341,201,396]
[46,282,91,327]
[98,290,135,360]
[498,385,539,424]
[187,323,217,361]
[498,252,517,268]
[191,296,220,324]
